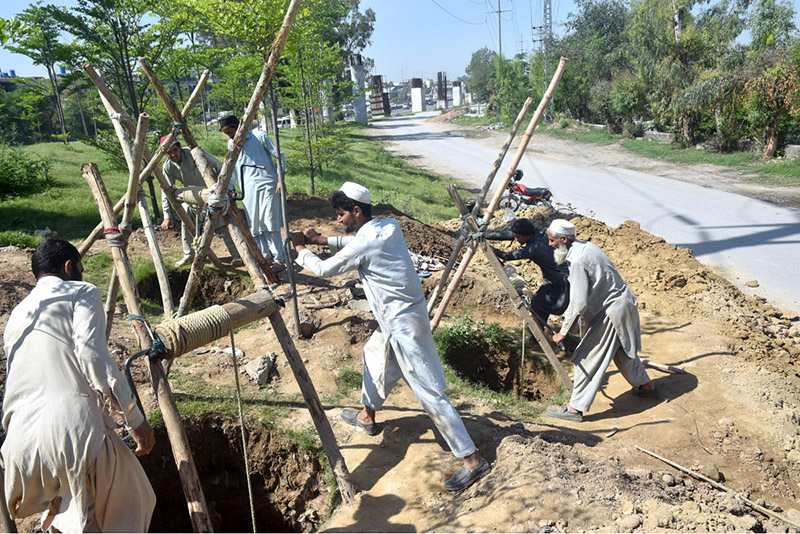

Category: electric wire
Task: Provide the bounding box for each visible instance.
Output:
[430,0,484,24]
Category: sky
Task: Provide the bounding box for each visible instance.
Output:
[3,0,800,82]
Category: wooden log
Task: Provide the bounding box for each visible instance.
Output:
[82,162,213,533]
[79,64,226,271]
[268,311,358,503]
[155,291,279,359]
[427,96,534,315]
[642,359,686,374]
[104,266,120,340]
[430,58,568,332]
[138,190,175,316]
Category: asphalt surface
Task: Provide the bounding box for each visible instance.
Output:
[369,111,800,313]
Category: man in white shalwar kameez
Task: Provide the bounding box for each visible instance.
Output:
[220,114,287,273]
[545,220,656,422]
[1,238,156,532]
[290,182,491,492]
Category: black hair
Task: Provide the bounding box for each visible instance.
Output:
[510,218,535,236]
[32,238,81,279]
[330,190,372,218]
[219,114,240,129]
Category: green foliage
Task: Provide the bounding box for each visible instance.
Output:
[465,47,496,102]
[335,368,362,393]
[0,143,53,199]
[80,129,128,171]
[0,231,42,248]
[489,56,532,123]
[434,316,514,361]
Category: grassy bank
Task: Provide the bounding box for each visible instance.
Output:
[2,127,458,243]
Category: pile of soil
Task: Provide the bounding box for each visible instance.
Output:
[2,193,800,533]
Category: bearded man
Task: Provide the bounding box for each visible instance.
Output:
[2,239,155,531]
[546,219,656,422]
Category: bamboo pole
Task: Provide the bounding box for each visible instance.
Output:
[430,57,568,332]
[636,446,800,530]
[427,96,534,315]
[448,185,572,389]
[138,58,276,316]
[82,163,213,532]
[268,312,358,502]
[79,65,227,271]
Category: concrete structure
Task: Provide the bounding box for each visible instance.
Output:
[369,75,391,117]
[411,78,426,113]
[452,81,463,106]
[436,72,448,110]
[349,54,368,126]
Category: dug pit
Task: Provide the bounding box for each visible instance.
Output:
[140,415,330,532]
[137,269,251,311]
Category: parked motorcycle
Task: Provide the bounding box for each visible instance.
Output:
[498,169,552,212]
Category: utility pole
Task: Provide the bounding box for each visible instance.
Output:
[490,0,510,57]
[531,0,553,119]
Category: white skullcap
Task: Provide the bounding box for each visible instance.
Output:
[547,219,575,237]
[340,181,371,204]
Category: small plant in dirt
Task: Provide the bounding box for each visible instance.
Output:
[0,143,53,200]
[0,230,42,248]
[335,368,362,393]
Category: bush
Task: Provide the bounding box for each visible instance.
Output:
[0,143,53,200]
[0,230,42,248]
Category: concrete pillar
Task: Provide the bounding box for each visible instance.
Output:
[411,78,425,113]
[436,71,448,110]
[452,81,463,107]
[349,54,367,126]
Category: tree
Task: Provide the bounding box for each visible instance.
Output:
[0,16,28,46]
[488,55,531,122]
[52,0,186,117]
[749,0,796,50]
[6,3,71,137]
[465,47,496,102]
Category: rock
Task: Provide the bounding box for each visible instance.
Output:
[662,473,677,486]
[699,463,722,482]
[721,494,748,516]
[745,280,759,287]
[624,468,652,480]
[619,514,642,530]
[0,245,21,252]
[656,510,674,528]
[731,515,760,532]
[347,299,372,313]
[244,353,277,385]
[222,347,245,358]
[682,501,700,515]
[785,508,800,523]
[621,500,636,516]
[718,418,735,427]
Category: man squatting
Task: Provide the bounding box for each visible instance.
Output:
[2,238,156,532]
[290,182,492,492]
[545,219,657,422]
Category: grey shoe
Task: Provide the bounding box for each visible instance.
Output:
[340,408,381,436]
[174,255,194,267]
[444,458,491,492]
[546,405,583,422]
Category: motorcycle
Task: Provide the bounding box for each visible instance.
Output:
[498,169,552,212]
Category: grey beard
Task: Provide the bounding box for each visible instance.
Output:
[554,244,569,265]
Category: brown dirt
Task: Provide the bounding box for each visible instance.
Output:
[1,193,800,532]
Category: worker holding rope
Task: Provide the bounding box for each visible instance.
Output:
[1,239,156,532]
[290,182,491,492]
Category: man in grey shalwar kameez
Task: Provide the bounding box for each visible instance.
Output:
[2,239,155,532]
[220,115,287,272]
[290,182,491,492]
[545,219,656,422]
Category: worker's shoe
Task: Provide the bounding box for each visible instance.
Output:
[174,255,194,267]
[230,258,244,267]
[545,405,583,422]
[271,261,286,273]
[444,458,491,492]
[340,408,381,436]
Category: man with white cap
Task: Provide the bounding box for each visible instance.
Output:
[290,182,491,492]
[545,218,656,422]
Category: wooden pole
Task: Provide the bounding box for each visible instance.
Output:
[79,64,227,271]
[268,312,358,502]
[430,57,568,332]
[427,96,534,314]
[82,163,214,533]
[447,185,572,389]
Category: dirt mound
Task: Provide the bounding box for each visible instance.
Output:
[425,108,468,123]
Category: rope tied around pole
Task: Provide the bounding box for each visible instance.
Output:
[468,220,490,244]
[103,227,125,249]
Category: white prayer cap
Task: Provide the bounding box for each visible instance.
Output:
[340,181,371,204]
[547,219,575,237]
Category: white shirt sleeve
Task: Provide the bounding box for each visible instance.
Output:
[560,263,589,336]
[296,238,362,278]
[72,285,145,430]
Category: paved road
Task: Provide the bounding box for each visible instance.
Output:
[369,112,800,313]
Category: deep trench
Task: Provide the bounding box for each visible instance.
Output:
[140,416,327,532]
[136,269,251,311]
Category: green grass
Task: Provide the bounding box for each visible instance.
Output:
[747,158,800,186]
[1,141,131,240]
[537,123,621,145]
[620,137,760,165]
[0,230,43,248]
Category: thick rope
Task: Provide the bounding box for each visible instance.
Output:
[103,227,125,248]
[154,306,230,359]
[225,314,257,533]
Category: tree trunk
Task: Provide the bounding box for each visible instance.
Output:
[298,52,316,194]
[73,80,89,137]
[762,116,780,159]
